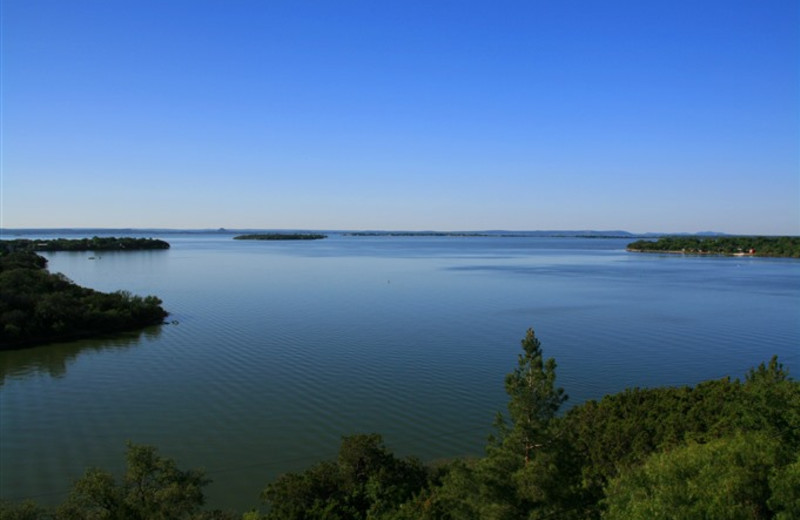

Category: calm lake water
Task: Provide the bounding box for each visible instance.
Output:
[2,232,798,511]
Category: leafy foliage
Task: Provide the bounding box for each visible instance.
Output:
[261,434,427,520]
[58,443,212,520]
[554,355,800,518]
[768,451,800,520]
[0,500,54,520]
[1,443,235,520]
[602,432,783,519]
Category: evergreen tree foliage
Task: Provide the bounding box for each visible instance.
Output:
[500,328,567,465]
[414,328,572,519]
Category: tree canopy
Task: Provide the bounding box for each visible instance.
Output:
[1,443,235,520]
[261,433,427,520]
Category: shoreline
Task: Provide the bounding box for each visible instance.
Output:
[627,249,757,257]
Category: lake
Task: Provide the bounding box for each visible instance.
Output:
[1,232,798,512]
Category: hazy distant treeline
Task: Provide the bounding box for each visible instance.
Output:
[234,233,327,240]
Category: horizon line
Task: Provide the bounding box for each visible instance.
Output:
[3,227,796,237]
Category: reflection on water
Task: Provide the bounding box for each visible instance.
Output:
[0,326,163,384]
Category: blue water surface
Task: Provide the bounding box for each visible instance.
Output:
[1,233,798,511]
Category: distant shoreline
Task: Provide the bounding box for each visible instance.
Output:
[626,236,800,258]
[626,249,756,257]
[2,228,746,238]
[233,233,327,240]
[1,237,170,252]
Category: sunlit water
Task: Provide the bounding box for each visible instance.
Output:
[2,233,798,511]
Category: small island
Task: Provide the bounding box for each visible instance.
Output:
[0,248,168,349]
[234,233,327,240]
[2,236,170,252]
[627,236,800,258]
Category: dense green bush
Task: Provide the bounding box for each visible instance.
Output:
[262,434,428,520]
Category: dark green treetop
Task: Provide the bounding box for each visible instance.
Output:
[53,442,235,520]
[501,328,568,464]
[261,433,427,520]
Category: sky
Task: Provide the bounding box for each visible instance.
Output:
[1,0,798,234]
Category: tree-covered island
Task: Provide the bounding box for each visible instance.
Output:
[2,329,797,519]
[627,236,800,257]
[0,248,168,349]
[2,236,170,252]
[234,233,327,240]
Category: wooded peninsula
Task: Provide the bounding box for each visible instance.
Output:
[0,247,168,349]
[234,233,327,240]
[2,329,797,519]
[627,235,800,257]
[2,236,170,252]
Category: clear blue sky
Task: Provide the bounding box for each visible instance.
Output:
[2,0,798,234]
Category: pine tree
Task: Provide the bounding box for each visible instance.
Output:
[448,328,572,519]
[501,328,567,464]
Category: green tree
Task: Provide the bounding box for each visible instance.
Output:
[0,500,54,520]
[261,434,427,520]
[602,432,782,520]
[499,328,567,465]
[423,328,570,519]
[57,442,213,520]
[769,452,800,519]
